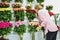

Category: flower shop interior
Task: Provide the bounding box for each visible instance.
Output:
[0,0,60,40]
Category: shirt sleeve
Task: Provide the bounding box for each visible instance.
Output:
[38,10,47,27]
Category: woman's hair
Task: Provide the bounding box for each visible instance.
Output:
[35,4,44,10]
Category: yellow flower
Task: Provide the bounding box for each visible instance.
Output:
[0,8,4,11]
[36,25,42,31]
[5,8,11,11]
[0,8,11,11]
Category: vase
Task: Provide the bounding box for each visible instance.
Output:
[6,32,20,40]
[22,32,32,40]
[35,30,44,40]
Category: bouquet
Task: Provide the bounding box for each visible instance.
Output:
[46,5,53,11]
[14,21,41,35]
[14,21,26,35]
[12,2,22,8]
[0,2,10,8]
[29,22,42,32]
[26,9,36,22]
[13,8,25,21]
[0,22,12,36]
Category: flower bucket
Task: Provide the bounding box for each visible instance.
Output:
[22,32,32,40]
[6,32,20,40]
[35,30,44,40]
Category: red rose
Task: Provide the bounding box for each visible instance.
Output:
[48,12,54,16]
[26,9,36,13]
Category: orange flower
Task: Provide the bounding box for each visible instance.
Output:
[13,8,25,11]
[29,22,39,26]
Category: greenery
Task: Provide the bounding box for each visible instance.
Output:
[27,0,34,2]
[14,10,24,21]
[14,25,38,35]
[26,12,36,22]
[14,25,26,35]
[46,5,53,11]
[36,0,44,4]
[0,11,12,21]
[0,27,11,36]
[1,0,11,2]
[15,0,23,3]
[28,25,37,32]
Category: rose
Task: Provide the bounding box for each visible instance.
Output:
[48,12,54,16]
[12,2,22,8]
[15,21,25,27]
[0,22,12,35]
[0,2,10,8]
[0,22,12,28]
[26,9,36,13]
[14,21,26,35]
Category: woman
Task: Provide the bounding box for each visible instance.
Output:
[34,4,58,40]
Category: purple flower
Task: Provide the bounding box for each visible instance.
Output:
[15,21,25,27]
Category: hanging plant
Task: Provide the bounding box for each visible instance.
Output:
[2,0,11,2]
[27,0,34,3]
[15,0,23,3]
[36,0,44,4]
[46,5,53,11]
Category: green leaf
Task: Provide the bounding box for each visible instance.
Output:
[27,0,34,2]
[36,0,44,3]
